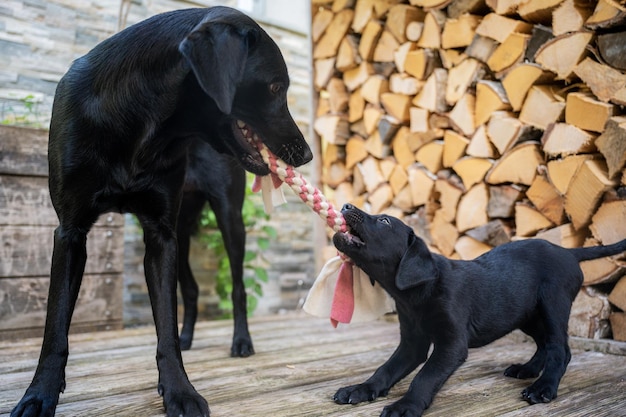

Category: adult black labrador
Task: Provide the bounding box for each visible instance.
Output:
[177,139,252,356]
[12,7,311,417]
[333,204,626,417]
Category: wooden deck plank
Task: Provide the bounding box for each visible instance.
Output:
[1,313,625,417]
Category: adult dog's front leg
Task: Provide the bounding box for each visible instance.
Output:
[12,227,87,417]
[334,335,430,406]
[380,342,468,417]
[142,219,209,417]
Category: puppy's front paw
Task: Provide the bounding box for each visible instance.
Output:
[333,383,388,405]
[521,381,557,404]
[160,383,210,417]
[380,398,423,417]
[230,336,254,358]
[504,363,540,379]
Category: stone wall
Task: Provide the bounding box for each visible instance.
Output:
[0,0,317,326]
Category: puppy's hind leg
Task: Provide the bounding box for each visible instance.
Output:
[505,320,547,379]
[520,301,572,404]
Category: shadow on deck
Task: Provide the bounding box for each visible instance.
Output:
[1,313,625,416]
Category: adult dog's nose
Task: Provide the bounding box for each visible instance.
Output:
[342,203,355,211]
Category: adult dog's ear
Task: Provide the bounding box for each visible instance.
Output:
[179,21,258,114]
[395,234,438,290]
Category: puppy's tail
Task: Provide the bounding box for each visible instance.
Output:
[568,238,626,262]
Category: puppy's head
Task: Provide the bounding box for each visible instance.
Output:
[179,6,312,175]
[333,204,438,292]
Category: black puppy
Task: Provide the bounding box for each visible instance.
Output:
[12,7,311,417]
[333,204,626,417]
[177,139,252,356]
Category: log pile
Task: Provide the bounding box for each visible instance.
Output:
[311,0,626,341]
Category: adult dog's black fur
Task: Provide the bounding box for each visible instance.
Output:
[12,7,311,417]
[332,204,626,417]
[177,140,252,356]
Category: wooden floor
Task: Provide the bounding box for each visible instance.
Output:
[1,313,625,417]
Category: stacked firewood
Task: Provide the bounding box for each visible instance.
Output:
[311,0,626,340]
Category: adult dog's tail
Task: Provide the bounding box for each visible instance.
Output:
[568,239,626,262]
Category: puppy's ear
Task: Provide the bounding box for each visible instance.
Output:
[395,234,438,290]
[179,22,257,114]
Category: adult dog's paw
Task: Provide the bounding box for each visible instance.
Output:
[230,336,254,358]
[380,398,423,417]
[504,363,540,379]
[160,384,210,417]
[521,381,557,404]
[333,383,388,405]
[11,384,63,417]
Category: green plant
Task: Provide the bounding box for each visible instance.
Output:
[1,94,43,127]
[199,175,277,317]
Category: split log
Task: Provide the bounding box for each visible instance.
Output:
[381,93,412,123]
[358,20,383,62]
[585,0,626,30]
[446,58,481,105]
[456,183,489,233]
[413,68,448,112]
[442,130,469,168]
[336,35,360,71]
[404,48,436,80]
[314,114,350,145]
[595,116,626,179]
[454,236,492,260]
[564,159,617,230]
[410,107,429,133]
[392,127,418,169]
[533,31,594,79]
[515,202,554,236]
[487,32,530,73]
[389,164,409,196]
[368,183,394,214]
[501,63,548,112]
[386,4,425,44]
[466,125,497,158]
[546,154,596,195]
[434,177,463,222]
[314,9,355,59]
[348,88,365,122]
[363,106,383,134]
[487,185,523,218]
[535,223,587,248]
[360,75,389,106]
[448,93,476,136]
[589,200,626,245]
[569,288,611,339]
[518,0,565,24]
[475,80,511,126]
[610,313,626,342]
[312,6,334,42]
[407,165,435,207]
[565,92,615,133]
[552,0,593,36]
[343,61,374,91]
[486,142,543,186]
[357,156,385,193]
[394,41,417,73]
[373,31,401,62]
[345,136,368,170]
[475,12,532,43]
[573,57,626,104]
[453,157,493,189]
[485,0,525,15]
[519,85,566,130]
[389,73,421,95]
[486,111,533,155]
[541,122,596,157]
[430,210,459,256]
[441,14,481,49]
[415,140,444,174]
[314,58,336,90]
[327,78,349,113]
[597,31,626,71]
[465,219,512,246]
[526,174,565,224]
[417,10,447,49]
[580,238,625,285]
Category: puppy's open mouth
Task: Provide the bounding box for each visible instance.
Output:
[335,225,365,249]
[233,120,271,175]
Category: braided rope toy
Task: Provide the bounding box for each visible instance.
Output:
[250,143,394,327]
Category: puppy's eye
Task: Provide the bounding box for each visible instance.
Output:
[378,217,391,226]
[269,83,282,95]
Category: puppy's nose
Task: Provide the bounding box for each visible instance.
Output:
[342,203,354,211]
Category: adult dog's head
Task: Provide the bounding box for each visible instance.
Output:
[179,6,312,175]
[333,204,438,292]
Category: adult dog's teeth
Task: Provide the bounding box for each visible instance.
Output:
[237,120,246,128]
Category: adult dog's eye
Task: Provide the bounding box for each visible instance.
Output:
[269,83,282,95]
[378,217,391,226]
